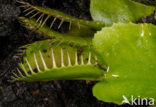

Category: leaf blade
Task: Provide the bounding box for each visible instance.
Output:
[92,23,156,104]
[90,0,156,26]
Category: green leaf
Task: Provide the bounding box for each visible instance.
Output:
[17,1,104,30]
[13,40,106,82]
[90,0,156,26]
[92,23,156,105]
[19,17,95,46]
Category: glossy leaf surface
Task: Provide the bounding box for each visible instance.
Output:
[90,0,155,26]
[93,23,156,104]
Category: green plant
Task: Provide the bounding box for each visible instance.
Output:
[93,23,156,105]
[13,0,156,105]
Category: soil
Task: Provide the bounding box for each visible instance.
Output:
[0,0,155,107]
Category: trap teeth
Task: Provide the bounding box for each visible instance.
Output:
[34,53,41,72]
[52,48,57,68]
[75,51,78,65]
[61,48,65,67]
[18,1,80,30]
[87,52,91,64]
[26,58,35,74]
[50,17,57,29]
[21,63,28,76]
[81,55,84,65]
[33,48,98,69]
[39,51,48,70]
[67,52,71,66]
[15,48,99,80]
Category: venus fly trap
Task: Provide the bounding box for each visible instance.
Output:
[13,40,106,81]
[13,0,156,105]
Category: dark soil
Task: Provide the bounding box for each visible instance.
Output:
[0,0,155,107]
